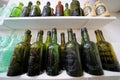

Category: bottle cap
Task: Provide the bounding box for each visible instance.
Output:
[47,1,50,6]
[28,1,33,6]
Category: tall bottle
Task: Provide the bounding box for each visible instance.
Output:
[65,29,83,77]
[10,2,24,17]
[46,28,61,76]
[29,0,41,16]
[42,2,51,16]
[7,30,32,76]
[60,33,65,70]
[64,3,71,16]
[81,27,103,75]
[55,1,64,16]
[28,30,44,76]
[21,1,33,17]
[95,30,120,71]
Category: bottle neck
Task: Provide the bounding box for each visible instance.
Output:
[61,33,65,45]
[81,30,90,42]
[95,30,102,42]
[52,32,57,43]
[19,3,23,9]
[68,31,73,42]
[45,34,51,43]
[73,33,77,42]
[23,34,31,43]
[99,30,106,41]
[36,34,43,43]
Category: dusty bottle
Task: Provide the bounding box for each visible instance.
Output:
[10,2,24,17]
[55,1,64,16]
[81,27,103,75]
[65,29,83,77]
[21,1,32,17]
[29,0,41,16]
[95,30,120,72]
[64,3,71,16]
[7,30,32,76]
[46,28,61,76]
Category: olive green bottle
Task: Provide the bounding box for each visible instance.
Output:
[10,2,24,17]
[60,33,65,70]
[29,0,41,16]
[7,30,32,76]
[65,29,83,77]
[21,1,33,17]
[46,28,61,76]
[27,30,45,76]
[64,3,71,16]
[95,30,120,72]
[81,27,103,75]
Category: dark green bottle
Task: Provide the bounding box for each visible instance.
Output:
[10,2,24,17]
[64,3,71,16]
[46,28,61,76]
[29,0,41,16]
[65,29,83,77]
[81,28,103,75]
[27,30,44,76]
[60,33,65,70]
[7,30,32,76]
[95,30,120,72]
[21,1,32,17]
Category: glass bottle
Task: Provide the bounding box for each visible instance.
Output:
[10,2,24,17]
[64,3,71,16]
[65,28,83,77]
[81,27,103,75]
[51,8,55,16]
[29,0,41,16]
[55,1,64,16]
[21,1,33,17]
[46,28,61,76]
[42,1,51,16]
[28,30,44,76]
[7,30,32,76]
[60,32,65,70]
[95,30,120,72]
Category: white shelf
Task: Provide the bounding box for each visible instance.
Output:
[0,70,120,80]
[0,16,116,30]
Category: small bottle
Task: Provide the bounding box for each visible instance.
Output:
[21,1,33,17]
[46,28,61,76]
[7,30,32,76]
[10,2,24,17]
[55,1,64,16]
[29,0,41,16]
[64,3,71,16]
[65,29,83,77]
[51,8,55,16]
[28,30,44,76]
[81,27,103,75]
[60,33,65,70]
[95,30,120,72]
[95,0,110,17]
[42,1,51,16]
[83,0,96,16]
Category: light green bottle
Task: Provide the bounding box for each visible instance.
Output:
[64,3,71,16]
[10,2,24,17]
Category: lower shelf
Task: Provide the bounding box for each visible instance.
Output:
[0,70,120,80]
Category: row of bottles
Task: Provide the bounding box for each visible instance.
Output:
[0,0,110,17]
[6,28,120,77]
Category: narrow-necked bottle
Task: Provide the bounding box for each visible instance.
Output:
[95,30,120,72]
[46,28,61,76]
[7,30,31,76]
[21,1,33,17]
[55,1,64,16]
[29,0,41,16]
[28,30,44,76]
[81,27,103,75]
[60,33,65,70]
[65,29,83,77]
[42,1,51,16]
[10,2,24,17]
[64,3,71,16]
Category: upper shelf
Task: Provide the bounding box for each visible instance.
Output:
[0,16,116,30]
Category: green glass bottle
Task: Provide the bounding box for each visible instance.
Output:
[7,30,32,76]
[95,30,120,72]
[21,1,32,17]
[29,0,41,16]
[60,33,65,70]
[10,2,24,17]
[27,30,44,76]
[64,3,71,16]
[81,28,103,75]
[65,29,83,77]
[46,28,61,76]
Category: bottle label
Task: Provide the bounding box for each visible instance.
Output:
[96,5,106,15]
[84,6,92,16]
